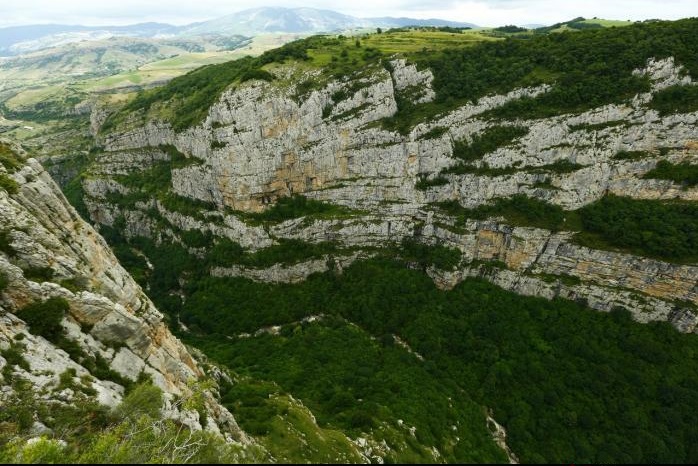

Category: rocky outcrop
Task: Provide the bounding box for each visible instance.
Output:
[85,56,698,333]
[0,150,247,440]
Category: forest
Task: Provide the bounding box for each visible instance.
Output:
[181,258,698,464]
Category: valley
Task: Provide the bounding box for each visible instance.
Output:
[1,13,698,464]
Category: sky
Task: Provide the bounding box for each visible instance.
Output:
[1,0,697,28]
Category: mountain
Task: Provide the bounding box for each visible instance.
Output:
[182,7,478,35]
[181,7,365,36]
[3,17,698,464]
[367,16,477,28]
[1,8,477,56]
[0,23,180,55]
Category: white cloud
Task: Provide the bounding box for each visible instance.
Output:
[0,0,697,27]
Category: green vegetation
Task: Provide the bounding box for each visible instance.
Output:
[535,160,585,173]
[535,17,633,34]
[649,84,698,116]
[102,19,698,135]
[1,342,30,381]
[18,297,69,342]
[399,238,461,270]
[614,149,655,160]
[643,160,698,186]
[534,272,582,286]
[0,230,15,256]
[0,381,259,463]
[217,239,344,268]
[415,174,448,190]
[0,271,8,292]
[431,19,698,123]
[437,195,578,232]
[0,174,19,195]
[103,28,493,133]
[437,194,698,263]
[22,266,54,283]
[568,120,627,132]
[101,56,258,132]
[181,259,698,464]
[241,194,359,224]
[417,126,448,140]
[494,25,528,33]
[442,126,530,175]
[452,126,528,163]
[0,142,23,173]
[576,195,698,263]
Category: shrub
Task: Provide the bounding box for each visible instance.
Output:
[114,383,163,420]
[643,160,698,186]
[19,297,69,342]
[0,174,19,195]
[0,271,8,292]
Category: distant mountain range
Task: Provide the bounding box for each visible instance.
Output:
[0,7,478,56]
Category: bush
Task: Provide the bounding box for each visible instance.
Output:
[114,383,163,420]
[0,174,19,195]
[0,142,23,173]
[0,271,8,292]
[643,160,698,186]
[19,297,69,342]
[650,84,698,115]
[22,266,54,282]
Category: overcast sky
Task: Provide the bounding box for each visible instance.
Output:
[1,0,697,28]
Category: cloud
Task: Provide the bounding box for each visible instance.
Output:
[1,0,697,27]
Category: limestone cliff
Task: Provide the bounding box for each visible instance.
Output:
[0,146,246,440]
[84,56,697,333]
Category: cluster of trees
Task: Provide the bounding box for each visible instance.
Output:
[181,258,698,464]
[438,194,572,231]
[241,194,356,224]
[650,84,698,115]
[438,194,697,263]
[643,160,698,186]
[577,195,698,263]
[419,18,698,120]
[443,125,529,174]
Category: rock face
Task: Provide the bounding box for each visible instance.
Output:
[85,56,698,333]
[0,151,246,440]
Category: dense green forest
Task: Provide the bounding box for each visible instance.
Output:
[180,259,698,464]
[422,18,698,121]
[437,194,698,263]
[97,202,698,463]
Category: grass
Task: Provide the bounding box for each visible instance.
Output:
[0,174,19,195]
[0,143,23,173]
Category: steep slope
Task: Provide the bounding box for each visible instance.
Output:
[0,141,257,458]
[49,20,698,463]
[91,36,697,332]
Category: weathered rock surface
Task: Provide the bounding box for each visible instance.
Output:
[85,56,698,333]
[0,152,247,439]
